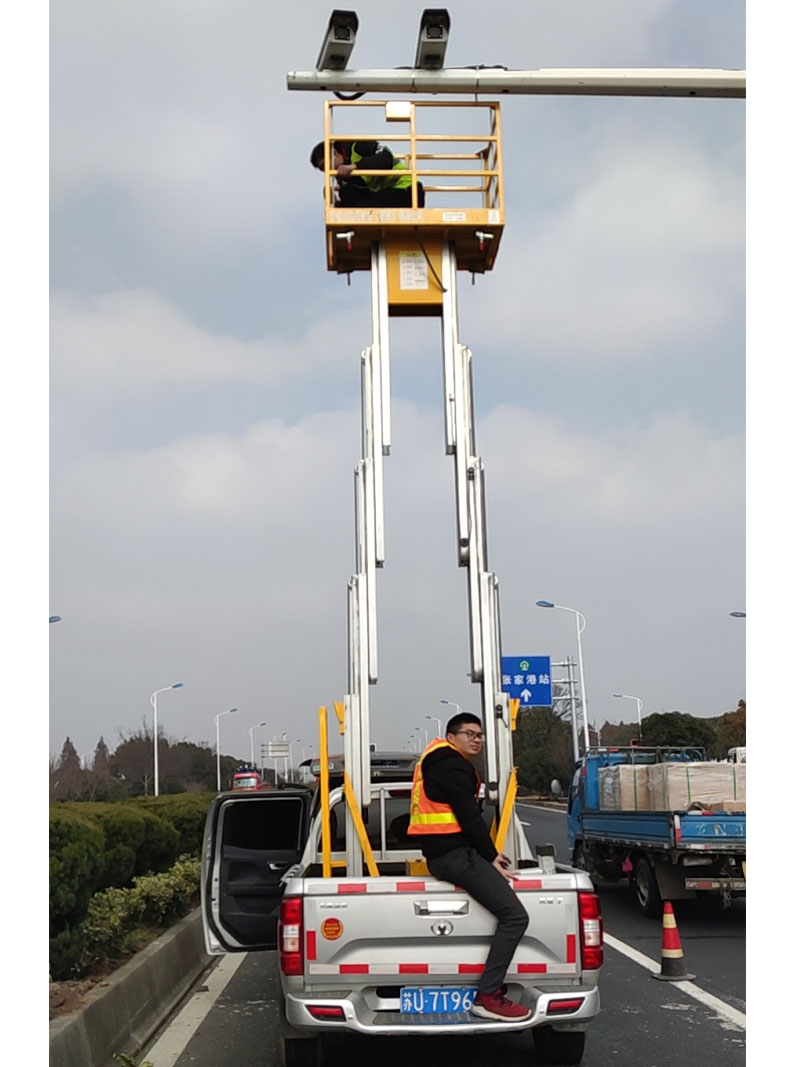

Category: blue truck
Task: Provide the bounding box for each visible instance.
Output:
[566,747,746,917]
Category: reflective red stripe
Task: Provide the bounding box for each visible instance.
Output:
[399,963,429,974]
[338,883,367,894]
[340,964,369,973]
[397,881,427,891]
[566,934,576,963]
[517,963,547,973]
[512,878,543,890]
[306,930,317,961]
[458,963,485,973]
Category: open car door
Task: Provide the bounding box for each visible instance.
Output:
[201,788,313,954]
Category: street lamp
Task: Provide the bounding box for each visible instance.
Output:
[425,714,443,737]
[248,721,268,765]
[440,699,461,728]
[730,611,746,618]
[214,708,239,791]
[536,600,591,751]
[49,616,62,624]
[415,726,429,748]
[613,693,644,743]
[150,682,183,797]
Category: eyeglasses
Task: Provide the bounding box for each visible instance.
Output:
[456,730,484,741]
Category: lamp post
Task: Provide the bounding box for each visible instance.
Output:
[440,699,461,729]
[536,601,591,751]
[288,738,302,781]
[214,708,238,791]
[613,693,644,743]
[730,611,746,618]
[249,721,268,765]
[415,727,429,748]
[425,714,443,737]
[49,616,62,624]
[150,682,183,797]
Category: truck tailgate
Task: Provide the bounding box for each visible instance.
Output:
[297,873,582,983]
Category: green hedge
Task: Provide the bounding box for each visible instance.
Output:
[49,794,212,978]
[80,856,201,972]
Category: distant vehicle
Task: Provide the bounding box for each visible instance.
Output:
[231,765,267,792]
[299,749,419,787]
[727,746,746,764]
[567,746,746,917]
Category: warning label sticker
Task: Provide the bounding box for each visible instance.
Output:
[399,251,429,290]
[321,918,343,940]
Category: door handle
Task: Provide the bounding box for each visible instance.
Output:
[413,900,469,916]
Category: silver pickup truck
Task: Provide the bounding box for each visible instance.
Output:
[202,781,603,1066]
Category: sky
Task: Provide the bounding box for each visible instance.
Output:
[43,0,752,766]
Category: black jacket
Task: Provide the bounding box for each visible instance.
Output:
[418,745,498,863]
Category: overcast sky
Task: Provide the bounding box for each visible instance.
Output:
[44,0,749,765]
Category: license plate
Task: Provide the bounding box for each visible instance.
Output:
[400,986,476,1014]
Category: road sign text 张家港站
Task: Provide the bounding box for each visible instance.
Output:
[501,656,552,707]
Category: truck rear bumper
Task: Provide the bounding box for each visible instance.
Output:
[285,985,600,1035]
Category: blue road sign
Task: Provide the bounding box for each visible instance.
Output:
[501,656,552,708]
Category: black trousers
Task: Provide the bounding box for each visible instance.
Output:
[337,181,426,208]
[425,846,529,995]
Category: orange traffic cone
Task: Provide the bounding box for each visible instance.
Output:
[652,901,695,981]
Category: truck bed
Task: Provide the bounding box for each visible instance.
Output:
[579,809,746,851]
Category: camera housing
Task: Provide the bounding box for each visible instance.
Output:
[414,8,451,70]
[315,10,359,72]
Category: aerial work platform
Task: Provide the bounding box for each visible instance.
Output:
[319,99,504,310]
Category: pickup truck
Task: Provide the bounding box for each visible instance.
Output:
[567,748,746,916]
[202,780,603,1066]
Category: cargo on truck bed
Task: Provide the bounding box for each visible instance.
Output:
[567,747,746,916]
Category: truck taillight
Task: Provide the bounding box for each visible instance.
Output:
[578,891,604,970]
[280,896,304,976]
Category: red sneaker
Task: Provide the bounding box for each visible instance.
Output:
[470,990,532,1021]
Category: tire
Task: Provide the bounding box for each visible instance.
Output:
[572,842,587,871]
[632,856,663,918]
[281,1034,323,1067]
[532,1025,586,1065]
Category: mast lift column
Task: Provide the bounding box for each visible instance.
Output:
[322,100,515,874]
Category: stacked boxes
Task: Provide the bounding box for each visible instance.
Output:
[597,762,746,812]
[647,762,746,811]
[598,765,651,811]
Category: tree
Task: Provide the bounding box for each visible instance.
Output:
[714,699,746,757]
[513,708,574,794]
[640,712,717,752]
[51,737,85,801]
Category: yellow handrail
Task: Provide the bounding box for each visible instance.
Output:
[343,771,380,877]
[493,767,518,855]
[318,706,332,877]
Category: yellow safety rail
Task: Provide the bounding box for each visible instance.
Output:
[318,99,505,275]
[343,771,380,877]
[318,706,332,877]
[492,767,518,855]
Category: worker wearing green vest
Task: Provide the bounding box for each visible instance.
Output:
[310,140,425,207]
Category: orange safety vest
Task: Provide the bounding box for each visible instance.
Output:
[407,739,480,836]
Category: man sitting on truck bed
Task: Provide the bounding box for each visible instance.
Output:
[408,712,531,1021]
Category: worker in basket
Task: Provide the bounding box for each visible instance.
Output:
[408,711,531,1021]
[310,139,425,208]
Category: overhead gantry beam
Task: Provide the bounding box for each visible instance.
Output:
[287,67,745,98]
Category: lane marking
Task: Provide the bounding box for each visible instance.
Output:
[146,953,246,1066]
[604,932,746,1030]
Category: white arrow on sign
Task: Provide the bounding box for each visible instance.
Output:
[520,689,532,702]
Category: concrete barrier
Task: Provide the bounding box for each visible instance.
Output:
[49,909,213,1067]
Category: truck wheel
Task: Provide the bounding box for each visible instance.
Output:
[532,1025,586,1064]
[572,842,587,871]
[281,1034,324,1067]
[632,856,663,918]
